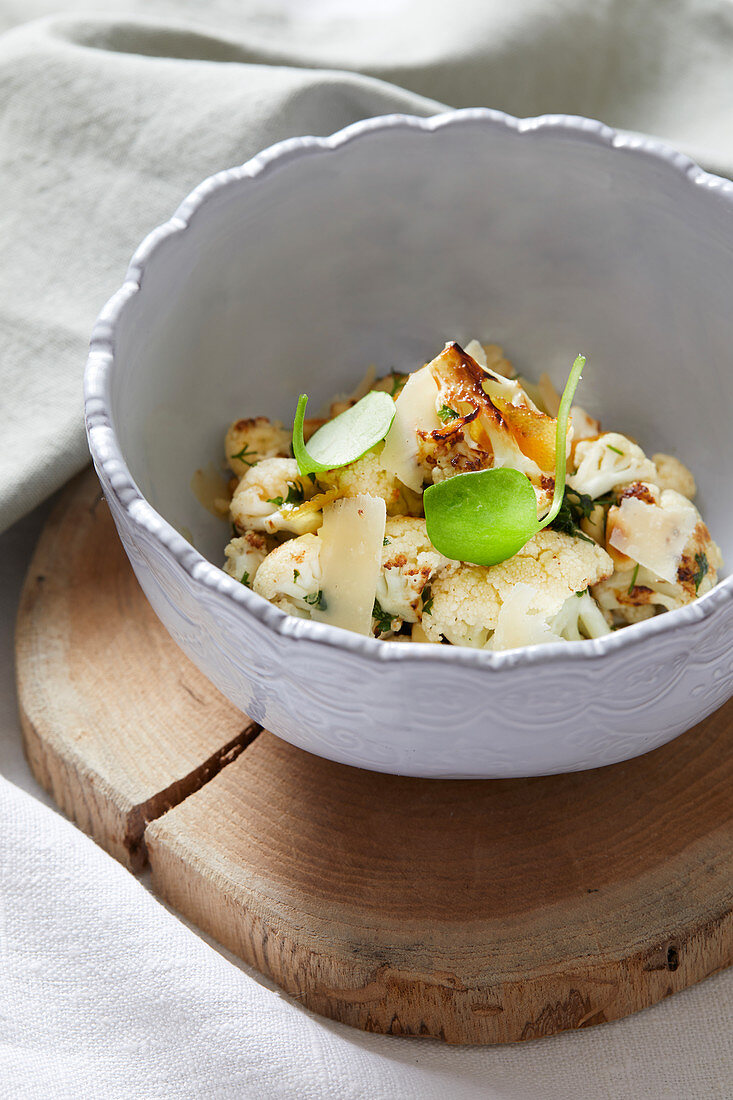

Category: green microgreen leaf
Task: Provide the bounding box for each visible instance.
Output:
[292,391,396,478]
[267,495,284,507]
[424,467,541,566]
[537,354,586,530]
[423,355,587,567]
[437,405,459,424]
[693,552,708,594]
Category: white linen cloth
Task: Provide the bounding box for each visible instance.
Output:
[2,2,733,1095]
[2,509,732,1100]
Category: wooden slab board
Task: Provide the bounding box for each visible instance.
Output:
[15,469,733,1042]
[16,471,258,870]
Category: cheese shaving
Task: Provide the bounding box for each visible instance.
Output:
[312,494,386,635]
[380,365,440,491]
[608,495,696,583]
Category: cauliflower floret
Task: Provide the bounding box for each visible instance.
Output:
[568,432,658,499]
[421,530,613,650]
[230,458,319,536]
[551,590,612,641]
[373,516,450,634]
[652,453,696,498]
[316,446,420,516]
[223,531,272,587]
[594,482,723,625]
[225,417,292,479]
[421,343,558,514]
[252,533,323,617]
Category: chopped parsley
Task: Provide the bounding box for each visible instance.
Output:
[372,598,394,634]
[230,445,258,466]
[437,405,459,424]
[421,584,434,616]
[388,372,408,398]
[607,444,624,456]
[267,482,305,508]
[383,537,390,546]
[549,487,597,544]
[628,563,640,594]
[693,552,708,594]
[293,569,300,582]
[304,589,327,610]
[240,570,250,587]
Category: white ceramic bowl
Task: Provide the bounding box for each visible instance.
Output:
[84,109,733,778]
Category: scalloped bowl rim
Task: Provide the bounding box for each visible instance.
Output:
[84,106,733,672]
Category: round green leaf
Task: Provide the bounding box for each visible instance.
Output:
[293,391,396,478]
[424,467,540,566]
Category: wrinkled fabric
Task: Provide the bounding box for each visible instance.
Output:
[3,5,733,1096]
[4,0,733,529]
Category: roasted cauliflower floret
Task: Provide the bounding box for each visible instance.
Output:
[372,516,450,635]
[568,432,657,499]
[652,452,696,498]
[421,530,613,650]
[593,481,723,625]
[316,446,420,516]
[230,458,319,536]
[421,342,559,514]
[252,533,323,617]
[225,417,292,479]
[223,531,272,588]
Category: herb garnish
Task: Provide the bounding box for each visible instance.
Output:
[383,537,390,546]
[607,444,624,456]
[437,405,459,424]
[550,487,597,545]
[421,584,434,615]
[423,355,587,566]
[267,482,305,508]
[230,445,258,466]
[293,569,300,581]
[388,372,408,398]
[693,552,708,594]
[292,391,396,477]
[240,570,250,587]
[628,563,640,594]
[372,598,394,634]
[304,589,327,610]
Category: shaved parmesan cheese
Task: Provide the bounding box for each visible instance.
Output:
[380,366,440,491]
[463,339,488,368]
[608,494,696,583]
[538,372,562,417]
[312,494,386,635]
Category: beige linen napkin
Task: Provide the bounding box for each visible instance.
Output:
[3,0,733,531]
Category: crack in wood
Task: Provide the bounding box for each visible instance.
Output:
[124,723,263,871]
